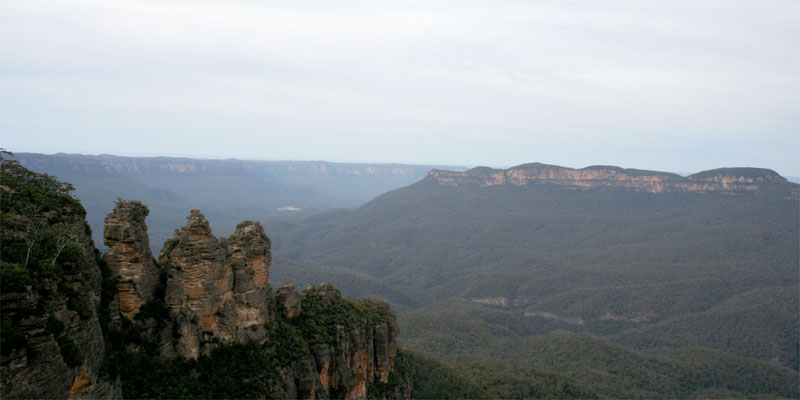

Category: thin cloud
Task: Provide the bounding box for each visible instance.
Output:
[1,0,797,174]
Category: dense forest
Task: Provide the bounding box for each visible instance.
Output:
[267,165,800,398]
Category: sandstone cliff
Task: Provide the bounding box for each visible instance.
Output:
[100,202,400,399]
[426,163,798,195]
[157,210,272,358]
[103,200,159,320]
[1,151,401,400]
[1,158,119,399]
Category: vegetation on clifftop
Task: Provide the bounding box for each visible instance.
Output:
[0,151,95,365]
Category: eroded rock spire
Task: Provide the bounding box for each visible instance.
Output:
[158,210,272,358]
[103,200,160,319]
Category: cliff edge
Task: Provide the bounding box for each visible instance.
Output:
[1,152,401,399]
[425,163,798,195]
[101,201,400,399]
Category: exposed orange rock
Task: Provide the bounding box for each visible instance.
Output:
[68,370,89,397]
[103,200,160,319]
[101,205,400,398]
[426,163,795,195]
[159,211,272,358]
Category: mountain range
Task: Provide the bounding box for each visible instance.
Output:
[12,153,459,252]
[5,152,798,398]
[266,162,799,397]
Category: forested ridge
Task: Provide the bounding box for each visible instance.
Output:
[4,152,797,398]
[268,165,800,398]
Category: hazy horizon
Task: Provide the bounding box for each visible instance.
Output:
[10,150,800,181]
[2,1,798,176]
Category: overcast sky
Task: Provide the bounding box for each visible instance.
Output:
[1,0,798,175]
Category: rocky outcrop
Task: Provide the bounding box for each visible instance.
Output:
[99,205,399,399]
[157,211,272,359]
[0,159,119,399]
[103,200,159,319]
[0,278,115,399]
[300,284,399,399]
[2,158,401,399]
[426,163,798,195]
[277,283,302,318]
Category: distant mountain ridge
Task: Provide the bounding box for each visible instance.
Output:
[11,152,462,251]
[426,163,797,195]
[263,158,799,396]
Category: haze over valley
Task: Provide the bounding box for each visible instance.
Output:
[3,151,798,398]
[2,0,798,398]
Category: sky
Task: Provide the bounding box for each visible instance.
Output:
[1,0,798,175]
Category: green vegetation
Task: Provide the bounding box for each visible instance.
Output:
[288,286,393,347]
[116,341,279,399]
[265,174,799,397]
[0,317,27,357]
[95,254,117,335]
[1,151,94,367]
[270,256,420,309]
[7,152,798,398]
[614,285,800,369]
[399,302,799,398]
[56,336,82,368]
[370,348,487,399]
[103,284,400,398]
[369,348,597,400]
[451,358,597,399]
[1,154,86,292]
[12,153,439,252]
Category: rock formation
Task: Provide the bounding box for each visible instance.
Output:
[0,160,120,399]
[2,158,402,399]
[300,284,398,399]
[99,203,400,399]
[426,163,798,195]
[277,282,302,318]
[158,211,272,358]
[103,200,159,320]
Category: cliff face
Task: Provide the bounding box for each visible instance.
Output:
[1,150,401,400]
[100,202,400,399]
[0,158,119,399]
[299,284,398,400]
[158,211,272,358]
[0,220,118,399]
[426,163,797,195]
[103,201,159,320]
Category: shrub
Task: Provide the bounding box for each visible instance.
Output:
[57,336,81,368]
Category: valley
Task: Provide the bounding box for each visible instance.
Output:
[5,153,799,398]
[267,162,799,397]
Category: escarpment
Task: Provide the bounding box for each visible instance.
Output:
[426,163,798,195]
[101,201,400,399]
[295,284,399,399]
[1,159,119,399]
[1,155,401,400]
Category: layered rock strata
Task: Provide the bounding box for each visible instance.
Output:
[2,160,400,399]
[103,200,159,319]
[100,204,399,399]
[301,284,398,400]
[158,211,271,358]
[1,191,119,398]
[426,163,796,194]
